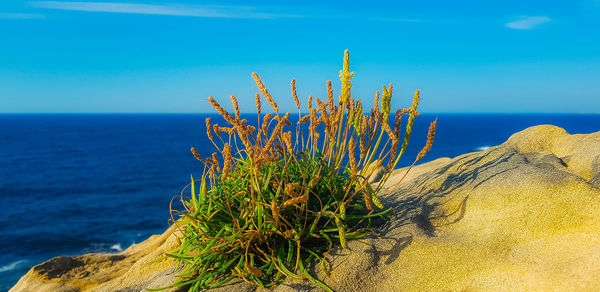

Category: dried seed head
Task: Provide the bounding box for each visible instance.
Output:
[230,95,240,120]
[234,123,254,158]
[308,94,313,111]
[270,199,280,222]
[282,131,293,154]
[205,117,213,141]
[262,113,273,135]
[362,192,373,211]
[297,114,310,125]
[221,143,232,179]
[373,91,380,113]
[275,114,292,127]
[245,262,265,277]
[285,183,300,198]
[416,118,437,161]
[382,121,394,138]
[213,123,220,137]
[393,109,403,137]
[308,109,317,132]
[252,72,279,113]
[264,112,290,153]
[217,126,234,135]
[211,152,220,170]
[190,147,203,161]
[349,137,357,173]
[327,80,333,108]
[208,164,216,181]
[280,194,308,209]
[320,106,330,134]
[316,97,323,108]
[208,97,232,123]
[255,93,261,116]
[291,79,300,110]
[360,115,367,157]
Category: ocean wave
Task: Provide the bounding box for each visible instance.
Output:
[475,146,490,151]
[110,243,123,252]
[82,242,125,254]
[0,260,27,273]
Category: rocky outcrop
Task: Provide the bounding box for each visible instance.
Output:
[10,224,184,292]
[12,125,600,291]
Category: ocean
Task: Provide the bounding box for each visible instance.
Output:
[1,113,599,290]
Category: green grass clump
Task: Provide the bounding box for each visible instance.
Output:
[159,50,437,291]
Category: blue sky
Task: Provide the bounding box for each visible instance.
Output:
[1,1,599,113]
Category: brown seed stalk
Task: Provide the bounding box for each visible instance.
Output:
[382,121,394,138]
[360,115,367,157]
[262,113,273,136]
[252,72,279,113]
[190,147,203,161]
[255,93,261,116]
[211,152,220,171]
[373,90,380,113]
[275,114,292,127]
[297,114,310,125]
[206,117,213,141]
[291,79,300,110]
[213,123,221,137]
[270,199,280,222]
[362,192,373,211]
[416,119,437,161]
[217,126,234,135]
[283,131,293,154]
[349,137,357,173]
[230,95,241,120]
[264,112,290,153]
[280,194,309,209]
[221,143,232,179]
[208,96,237,126]
[327,80,333,108]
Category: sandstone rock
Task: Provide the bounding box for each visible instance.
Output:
[10,224,184,292]
[12,125,600,291]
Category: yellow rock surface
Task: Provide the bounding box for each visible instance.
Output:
[11,125,600,291]
[10,224,183,292]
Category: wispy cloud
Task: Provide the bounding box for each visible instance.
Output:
[506,16,551,30]
[29,1,295,19]
[0,12,45,19]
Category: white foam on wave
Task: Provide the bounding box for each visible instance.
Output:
[110,243,123,252]
[475,146,490,151]
[0,260,27,273]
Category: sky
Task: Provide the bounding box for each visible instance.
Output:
[1,0,599,113]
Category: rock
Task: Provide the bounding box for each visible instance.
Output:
[11,125,600,291]
[365,159,386,184]
[10,224,185,292]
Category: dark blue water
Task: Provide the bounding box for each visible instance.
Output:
[1,113,599,290]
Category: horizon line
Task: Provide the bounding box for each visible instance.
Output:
[1,112,599,115]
